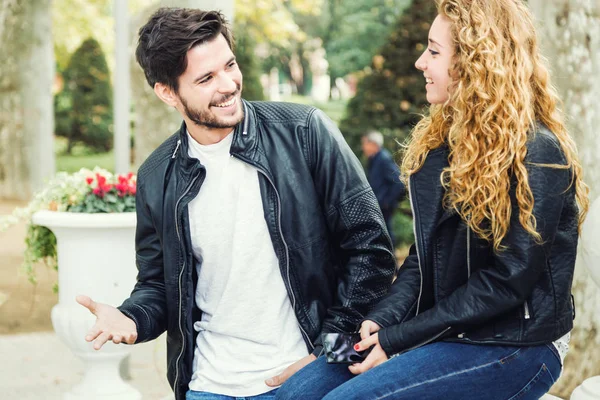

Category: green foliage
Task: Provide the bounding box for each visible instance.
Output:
[58,38,113,153]
[24,225,58,285]
[234,25,266,101]
[339,0,438,156]
[69,189,136,214]
[316,0,410,81]
[391,199,415,247]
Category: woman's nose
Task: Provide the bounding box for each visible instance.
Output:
[415,53,426,71]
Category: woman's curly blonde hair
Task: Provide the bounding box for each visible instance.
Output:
[401,0,589,250]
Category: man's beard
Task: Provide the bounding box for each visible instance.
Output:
[179,86,244,129]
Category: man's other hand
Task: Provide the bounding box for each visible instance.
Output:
[76,295,137,350]
[265,353,317,387]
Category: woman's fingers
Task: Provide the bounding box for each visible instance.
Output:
[354,332,378,352]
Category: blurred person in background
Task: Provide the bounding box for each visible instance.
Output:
[361,131,406,247]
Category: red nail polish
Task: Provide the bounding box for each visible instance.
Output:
[354,344,360,351]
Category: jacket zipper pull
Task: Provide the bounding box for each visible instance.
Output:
[172,139,182,159]
[524,301,531,319]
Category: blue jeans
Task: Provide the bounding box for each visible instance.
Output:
[276,342,561,400]
[187,389,278,400]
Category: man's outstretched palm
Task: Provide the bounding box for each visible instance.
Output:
[76,295,137,350]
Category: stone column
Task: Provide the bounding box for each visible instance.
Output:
[0,0,55,199]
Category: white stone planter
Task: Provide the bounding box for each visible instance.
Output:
[32,210,141,400]
[571,198,600,400]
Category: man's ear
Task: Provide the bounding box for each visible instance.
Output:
[154,82,179,107]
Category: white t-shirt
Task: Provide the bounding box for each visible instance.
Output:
[186,131,308,396]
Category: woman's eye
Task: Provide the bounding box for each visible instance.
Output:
[429,49,439,56]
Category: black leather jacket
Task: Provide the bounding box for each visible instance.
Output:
[367,125,578,356]
[118,100,396,399]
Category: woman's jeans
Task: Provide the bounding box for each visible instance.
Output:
[187,389,278,400]
[276,342,561,400]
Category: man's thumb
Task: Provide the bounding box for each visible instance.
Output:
[76,295,96,313]
[265,374,282,387]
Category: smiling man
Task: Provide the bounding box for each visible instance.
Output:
[75,7,396,400]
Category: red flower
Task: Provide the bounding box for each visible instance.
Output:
[115,183,128,197]
[86,177,94,185]
[92,187,104,197]
[96,173,107,187]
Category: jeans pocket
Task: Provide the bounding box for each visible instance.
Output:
[507,363,556,400]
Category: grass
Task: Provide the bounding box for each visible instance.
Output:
[56,151,114,173]
[54,137,115,173]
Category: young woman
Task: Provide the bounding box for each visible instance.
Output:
[275,0,589,399]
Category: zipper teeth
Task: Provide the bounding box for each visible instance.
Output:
[242,102,249,135]
[173,175,200,394]
[255,167,313,349]
[467,225,471,278]
[408,177,424,316]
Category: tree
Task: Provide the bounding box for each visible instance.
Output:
[303,0,410,87]
[60,38,113,153]
[338,0,438,156]
[234,24,266,101]
[529,0,600,397]
[0,0,55,199]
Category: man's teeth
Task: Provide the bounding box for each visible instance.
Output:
[215,97,236,108]
[426,78,433,84]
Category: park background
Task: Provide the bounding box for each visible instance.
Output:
[0,0,598,398]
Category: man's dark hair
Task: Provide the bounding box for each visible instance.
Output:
[136,8,234,91]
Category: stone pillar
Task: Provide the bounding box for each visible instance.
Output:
[0,0,55,199]
[114,0,131,174]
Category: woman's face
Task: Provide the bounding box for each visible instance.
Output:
[415,15,455,105]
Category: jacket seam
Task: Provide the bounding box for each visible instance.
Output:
[137,142,179,191]
[326,186,372,217]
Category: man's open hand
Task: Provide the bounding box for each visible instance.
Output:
[76,295,137,350]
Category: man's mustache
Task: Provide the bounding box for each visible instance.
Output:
[210,86,241,106]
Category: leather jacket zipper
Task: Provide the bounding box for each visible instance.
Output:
[467,225,471,278]
[231,154,313,350]
[407,176,424,316]
[173,174,201,396]
[523,301,531,320]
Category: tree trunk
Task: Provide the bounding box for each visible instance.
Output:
[0,0,55,200]
[529,0,600,397]
[131,0,234,168]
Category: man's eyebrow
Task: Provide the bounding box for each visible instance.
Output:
[193,57,237,84]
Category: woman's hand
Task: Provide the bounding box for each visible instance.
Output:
[348,331,389,375]
[359,319,381,340]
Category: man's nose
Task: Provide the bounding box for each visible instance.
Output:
[217,73,237,93]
